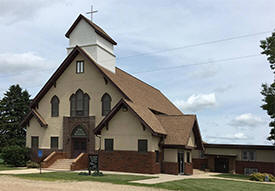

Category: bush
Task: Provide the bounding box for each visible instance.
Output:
[1,145,30,167]
[26,161,39,168]
[249,173,275,182]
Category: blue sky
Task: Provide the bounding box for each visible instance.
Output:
[0,0,274,145]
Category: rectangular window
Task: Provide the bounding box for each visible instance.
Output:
[31,136,39,148]
[76,61,84,73]
[138,139,148,152]
[155,150,159,162]
[105,139,113,151]
[50,137,59,149]
[187,152,191,163]
[242,151,255,161]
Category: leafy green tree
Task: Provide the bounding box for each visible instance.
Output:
[0,85,30,149]
[260,32,275,143]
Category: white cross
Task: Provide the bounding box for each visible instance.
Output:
[86,5,98,21]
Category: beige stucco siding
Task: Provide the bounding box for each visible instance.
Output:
[205,148,275,163]
[99,108,160,152]
[26,54,123,149]
[187,130,197,148]
[163,149,177,162]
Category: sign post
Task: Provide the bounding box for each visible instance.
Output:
[38,150,43,174]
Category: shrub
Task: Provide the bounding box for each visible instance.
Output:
[1,145,30,167]
[26,161,39,168]
[249,172,275,182]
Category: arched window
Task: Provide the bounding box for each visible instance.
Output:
[70,89,90,117]
[51,96,59,117]
[71,126,87,137]
[101,93,112,116]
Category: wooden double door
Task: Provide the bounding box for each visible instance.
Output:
[72,138,87,158]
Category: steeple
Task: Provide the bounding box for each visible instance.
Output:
[65,14,117,73]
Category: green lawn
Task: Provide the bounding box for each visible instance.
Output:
[14,172,156,184]
[213,173,250,180]
[13,172,275,191]
[0,164,18,171]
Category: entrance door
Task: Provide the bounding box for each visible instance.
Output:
[178,152,184,174]
[215,157,229,173]
[72,138,87,158]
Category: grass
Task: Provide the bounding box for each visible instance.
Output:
[14,172,156,184]
[213,173,250,180]
[13,172,275,191]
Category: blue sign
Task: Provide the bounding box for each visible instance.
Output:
[38,150,43,158]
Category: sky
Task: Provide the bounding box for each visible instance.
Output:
[0,0,274,145]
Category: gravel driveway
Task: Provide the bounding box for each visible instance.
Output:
[0,176,167,191]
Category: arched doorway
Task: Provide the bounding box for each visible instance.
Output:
[71,126,87,158]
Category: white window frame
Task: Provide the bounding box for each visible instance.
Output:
[76,61,84,73]
[242,150,256,161]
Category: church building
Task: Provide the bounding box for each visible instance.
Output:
[21,14,274,175]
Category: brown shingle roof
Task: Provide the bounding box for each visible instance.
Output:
[65,14,117,45]
[98,66,183,115]
[156,115,196,146]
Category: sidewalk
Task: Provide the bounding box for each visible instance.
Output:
[1,168,275,185]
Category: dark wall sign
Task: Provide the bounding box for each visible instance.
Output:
[88,154,98,171]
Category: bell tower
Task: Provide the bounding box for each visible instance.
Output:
[65,14,117,73]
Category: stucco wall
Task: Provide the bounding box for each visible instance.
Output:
[99,108,160,152]
[163,149,177,162]
[187,130,197,148]
[26,53,123,149]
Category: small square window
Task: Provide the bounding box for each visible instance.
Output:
[31,136,39,148]
[51,137,58,149]
[138,139,148,152]
[76,61,84,73]
[105,139,113,151]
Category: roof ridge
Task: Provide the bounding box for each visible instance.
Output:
[115,67,160,92]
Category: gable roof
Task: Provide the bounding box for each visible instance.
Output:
[20,109,47,128]
[156,115,204,149]
[30,46,182,116]
[65,14,117,45]
[94,99,167,136]
[98,66,183,115]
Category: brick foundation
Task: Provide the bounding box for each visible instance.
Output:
[162,162,178,175]
[30,148,63,163]
[193,158,208,170]
[99,150,161,174]
[184,162,193,175]
[236,161,275,175]
[71,153,89,170]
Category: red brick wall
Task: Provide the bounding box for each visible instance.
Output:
[184,163,193,175]
[71,153,89,171]
[162,162,178,175]
[236,161,275,175]
[99,150,161,174]
[193,158,208,170]
[41,151,68,168]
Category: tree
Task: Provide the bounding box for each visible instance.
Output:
[0,85,30,149]
[260,32,275,143]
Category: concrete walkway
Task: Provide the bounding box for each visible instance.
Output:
[1,168,275,185]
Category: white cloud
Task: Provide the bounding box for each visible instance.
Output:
[0,0,60,24]
[0,52,52,74]
[174,93,216,112]
[229,113,264,127]
[207,132,249,141]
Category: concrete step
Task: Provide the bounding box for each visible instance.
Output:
[48,159,75,170]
